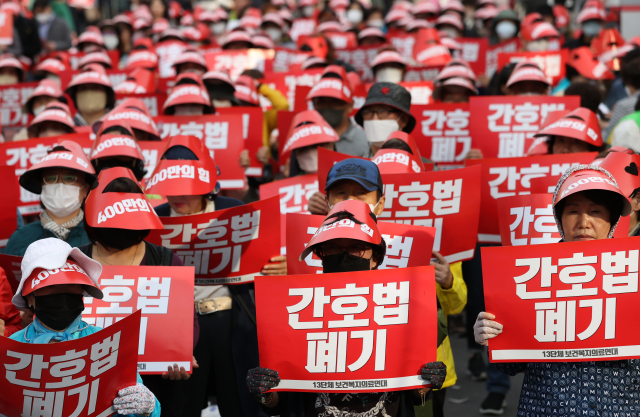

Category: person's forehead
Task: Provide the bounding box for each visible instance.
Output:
[564,192,604,205]
[321,237,365,246]
[329,179,371,191]
[43,167,77,175]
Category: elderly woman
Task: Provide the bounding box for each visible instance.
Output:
[4,140,94,256]
[473,165,634,416]
[246,200,448,416]
[10,238,160,416]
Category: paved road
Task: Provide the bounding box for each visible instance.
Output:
[443,334,524,417]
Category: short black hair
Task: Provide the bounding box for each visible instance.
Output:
[565,63,581,81]
[564,82,602,113]
[381,138,413,154]
[32,0,50,11]
[102,177,143,193]
[622,57,640,90]
[241,69,264,80]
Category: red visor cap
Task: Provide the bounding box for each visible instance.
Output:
[534,107,602,147]
[372,148,422,174]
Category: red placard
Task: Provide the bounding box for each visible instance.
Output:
[378,166,481,262]
[287,213,436,274]
[267,48,312,73]
[468,95,580,159]
[154,114,245,189]
[455,37,489,77]
[0,135,93,215]
[0,11,13,45]
[82,266,194,374]
[0,253,21,295]
[216,106,264,177]
[403,66,442,82]
[156,40,188,79]
[485,39,520,77]
[0,82,37,127]
[259,174,318,249]
[325,32,358,50]
[204,49,274,81]
[59,70,128,90]
[334,46,380,82]
[497,50,568,87]
[0,166,18,247]
[0,310,140,417]
[263,70,323,112]
[146,197,281,284]
[466,152,598,242]
[289,18,316,42]
[115,93,167,117]
[411,103,469,168]
[482,237,640,362]
[255,266,436,391]
[388,33,417,62]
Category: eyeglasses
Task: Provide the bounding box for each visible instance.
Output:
[360,108,397,120]
[316,243,373,258]
[42,173,78,185]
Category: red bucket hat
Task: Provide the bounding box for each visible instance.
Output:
[84,166,163,230]
[27,104,76,139]
[358,27,386,43]
[415,44,452,66]
[19,140,95,194]
[23,79,64,114]
[34,58,68,77]
[597,152,640,198]
[372,148,422,174]
[525,109,570,156]
[299,199,383,260]
[203,70,235,90]
[432,76,478,100]
[65,71,116,108]
[234,79,260,106]
[77,30,105,49]
[553,5,569,28]
[282,110,339,154]
[506,61,551,87]
[568,46,615,80]
[525,21,560,41]
[172,50,207,72]
[577,7,606,24]
[125,50,159,71]
[534,107,602,147]
[78,51,113,69]
[435,14,463,31]
[162,84,213,114]
[307,74,353,104]
[98,101,160,140]
[222,31,253,48]
[144,135,218,196]
[435,62,476,83]
[371,50,407,70]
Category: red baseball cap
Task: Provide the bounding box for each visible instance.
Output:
[282,110,339,154]
[597,152,640,198]
[162,84,213,114]
[23,79,64,114]
[506,61,551,87]
[84,166,164,230]
[372,148,422,174]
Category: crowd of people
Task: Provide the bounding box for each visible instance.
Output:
[0,0,639,416]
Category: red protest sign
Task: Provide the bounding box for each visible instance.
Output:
[263,70,323,112]
[154,114,245,189]
[325,32,357,50]
[255,266,437,391]
[268,48,312,73]
[0,166,18,247]
[115,93,167,117]
[286,213,436,274]
[497,193,630,246]
[146,197,281,284]
[259,174,318,249]
[388,33,416,62]
[316,147,367,192]
[0,253,22,295]
[485,39,520,77]
[497,50,568,86]
[0,310,140,417]
[0,135,93,215]
[482,237,640,362]
[334,46,380,82]
[204,49,274,81]
[216,106,264,177]
[456,37,489,77]
[403,66,442,82]
[290,18,316,42]
[82,266,194,374]
[0,82,37,127]
[378,166,481,262]
[411,103,470,168]
[0,11,13,45]
[466,152,598,242]
[156,41,188,78]
[468,95,581,159]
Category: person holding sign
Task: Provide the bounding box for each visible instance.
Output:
[534,107,605,155]
[4,140,95,257]
[473,165,634,415]
[247,199,448,416]
[143,136,278,417]
[10,237,160,416]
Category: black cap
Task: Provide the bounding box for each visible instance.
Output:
[354,82,416,133]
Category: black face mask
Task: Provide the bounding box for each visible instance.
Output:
[316,108,346,129]
[322,252,371,273]
[95,227,149,250]
[34,293,84,331]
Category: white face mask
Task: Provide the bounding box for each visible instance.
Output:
[104,34,119,50]
[211,22,226,35]
[302,6,315,17]
[297,146,319,173]
[77,89,107,113]
[35,13,52,24]
[174,104,204,116]
[367,19,384,28]
[526,39,548,52]
[495,20,517,40]
[33,105,45,117]
[364,119,400,145]
[265,27,282,42]
[347,8,363,24]
[375,67,404,83]
[0,73,18,85]
[212,99,232,108]
[41,183,82,218]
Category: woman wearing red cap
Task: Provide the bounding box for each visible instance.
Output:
[246,200,448,417]
[144,136,279,417]
[27,101,76,138]
[4,140,95,256]
[283,110,339,177]
[65,71,116,127]
[473,165,635,415]
[534,107,605,154]
[9,238,161,417]
[90,119,147,181]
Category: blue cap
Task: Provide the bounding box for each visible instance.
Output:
[325,159,383,192]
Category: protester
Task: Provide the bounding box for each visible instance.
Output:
[473,165,633,415]
[603,57,640,139]
[505,61,550,96]
[284,110,340,177]
[32,0,72,52]
[90,120,147,181]
[65,71,116,126]
[10,238,161,417]
[246,199,448,416]
[534,107,605,154]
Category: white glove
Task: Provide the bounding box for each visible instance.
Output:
[113,383,156,415]
[473,312,503,346]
